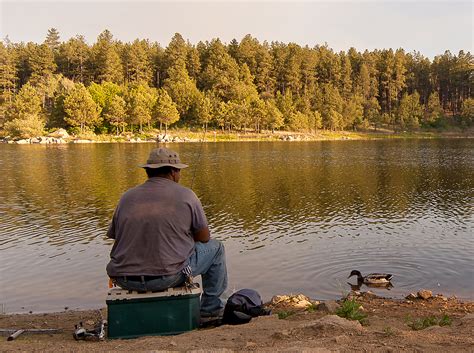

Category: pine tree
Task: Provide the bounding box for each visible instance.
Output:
[44,28,61,52]
[192,92,212,131]
[357,63,371,99]
[63,83,101,133]
[275,90,295,128]
[460,98,474,127]
[200,39,240,101]
[263,100,284,133]
[28,44,57,84]
[0,41,17,124]
[57,35,90,83]
[186,45,201,81]
[397,92,423,130]
[152,88,179,134]
[49,76,75,128]
[320,83,343,130]
[4,83,45,138]
[163,59,199,120]
[340,53,353,99]
[122,39,153,84]
[342,94,364,130]
[249,97,265,132]
[91,30,123,83]
[424,92,444,126]
[104,95,127,134]
[124,83,156,132]
[287,111,309,131]
[283,43,302,96]
[364,96,382,130]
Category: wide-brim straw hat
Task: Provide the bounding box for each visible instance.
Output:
[139,147,189,169]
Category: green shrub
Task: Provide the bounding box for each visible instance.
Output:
[277,310,295,319]
[306,303,318,313]
[438,314,453,327]
[3,114,45,138]
[336,298,368,324]
[406,314,452,330]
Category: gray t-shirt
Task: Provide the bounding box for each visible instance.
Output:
[106,177,208,276]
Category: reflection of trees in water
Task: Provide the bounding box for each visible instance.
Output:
[192,140,472,235]
[2,144,151,246]
[1,140,472,247]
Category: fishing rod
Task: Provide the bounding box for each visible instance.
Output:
[190,128,207,189]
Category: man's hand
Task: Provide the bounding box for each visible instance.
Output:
[193,227,210,243]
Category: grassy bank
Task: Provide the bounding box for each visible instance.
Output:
[2,127,473,144]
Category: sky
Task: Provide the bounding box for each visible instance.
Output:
[0,0,472,58]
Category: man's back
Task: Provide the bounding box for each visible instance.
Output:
[106,177,207,277]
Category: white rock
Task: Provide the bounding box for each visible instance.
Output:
[417,289,433,300]
[48,128,69,139]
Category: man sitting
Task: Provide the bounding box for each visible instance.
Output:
[106,147,228,319]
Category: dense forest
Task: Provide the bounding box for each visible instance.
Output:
[0,29,472,138]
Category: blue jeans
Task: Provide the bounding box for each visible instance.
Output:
[113,239,228,316]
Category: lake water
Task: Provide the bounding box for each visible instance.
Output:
[1,139,473,313]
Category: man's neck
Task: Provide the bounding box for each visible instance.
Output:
[150,175,175,182]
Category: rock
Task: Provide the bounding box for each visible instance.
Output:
[361,291,378,299]
[72,139,92,144]
[435,294,448,301]
[270,294,316,309]
[295,299,313,308]
[16,139,30,144]
[417,289,433,300]
[317,300,340,313]
[30,137,40,143]
[48,128,69,139]
[405,293,417,300]
[270,295,288,305]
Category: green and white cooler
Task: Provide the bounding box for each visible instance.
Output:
[106,286,201,339]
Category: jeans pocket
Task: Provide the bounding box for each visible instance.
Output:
[167,273,185,288]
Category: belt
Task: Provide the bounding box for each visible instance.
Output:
[113,275,164,282]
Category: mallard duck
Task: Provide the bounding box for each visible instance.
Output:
[348,270,393,285]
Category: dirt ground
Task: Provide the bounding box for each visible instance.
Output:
[1,291,473,352]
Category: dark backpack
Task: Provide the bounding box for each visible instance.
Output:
[222,289,272,325]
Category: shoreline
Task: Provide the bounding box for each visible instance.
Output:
[1,291,473,352]
[1,129,473,145]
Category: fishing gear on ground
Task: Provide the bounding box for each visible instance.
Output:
[73,320,107,341]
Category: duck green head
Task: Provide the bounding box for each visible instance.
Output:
[348,270,363,279]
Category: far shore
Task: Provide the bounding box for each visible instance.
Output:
[1,128,473,145]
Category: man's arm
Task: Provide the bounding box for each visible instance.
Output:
[193,227,210,243]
